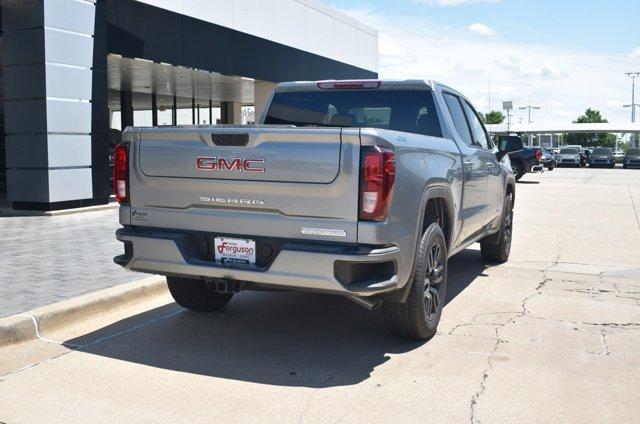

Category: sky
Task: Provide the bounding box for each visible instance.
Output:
[329,0,640,125]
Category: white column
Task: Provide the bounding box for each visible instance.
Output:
[254,81,277,123]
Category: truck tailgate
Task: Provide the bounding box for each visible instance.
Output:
[127,126,361,243]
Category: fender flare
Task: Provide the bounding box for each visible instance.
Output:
[385,185,456,303]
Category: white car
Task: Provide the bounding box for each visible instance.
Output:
[556,148,581,167]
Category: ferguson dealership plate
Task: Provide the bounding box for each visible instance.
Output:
[214,237,256,264]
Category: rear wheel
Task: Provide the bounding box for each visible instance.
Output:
[624,164,628,169]
[383,223,447,340]
[167,276,234,311]
[480,193,513,263]
[511,160,524,181]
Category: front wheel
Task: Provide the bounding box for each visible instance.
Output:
[167,276,234,312]
[383,223,448,340]
[480,193,513,263]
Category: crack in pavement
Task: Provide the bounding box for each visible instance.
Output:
[600,329,611,356]
[628,185,640,232]
[463,262,640,423]
[468,275,549,424]
[469,326,504,424]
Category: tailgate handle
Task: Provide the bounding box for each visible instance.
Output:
[212,133,249,147]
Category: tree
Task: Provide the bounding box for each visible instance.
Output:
[564,108,616,147]
[483,111,506,125]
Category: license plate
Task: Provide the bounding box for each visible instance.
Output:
[214,237,256,264]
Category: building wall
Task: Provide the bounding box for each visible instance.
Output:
[2,0,100,207]
[134,0,378,74]
[106,0,377,84]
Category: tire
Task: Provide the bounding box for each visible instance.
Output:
[547,165,554,171]
[480,193,513,263]
[511,160,524,181]
[167,276,234,312]
[383,223,447,340]
[624,164,628,169]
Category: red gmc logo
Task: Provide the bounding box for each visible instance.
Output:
[196,157,265,173]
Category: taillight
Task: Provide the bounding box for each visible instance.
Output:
[113,143,129,204]
[317,80,381,90]
[535,149,542,162]
[359,146,395,221]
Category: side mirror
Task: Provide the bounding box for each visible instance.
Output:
[497,136,523,161]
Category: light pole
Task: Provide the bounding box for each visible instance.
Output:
[519,105,541,146]
[519,105,541,124]
[503,101,513,131]
[625,72,640,147]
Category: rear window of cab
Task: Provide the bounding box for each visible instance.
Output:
[265,89,443,138]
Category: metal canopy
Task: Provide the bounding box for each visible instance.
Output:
[488,123,640,134]
[107,54,256,110]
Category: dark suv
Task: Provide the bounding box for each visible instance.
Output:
[589,148,614,168]
[624,148,640,169]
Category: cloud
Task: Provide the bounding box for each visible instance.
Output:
[631,47,640,61]
[468,22,496,36]
[415,0,501,6]
[495,58,562,78]
[379,37,417,67]
[336,7,634,124]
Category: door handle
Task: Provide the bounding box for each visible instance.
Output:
[486,162,495,171]
[464,161,473,172]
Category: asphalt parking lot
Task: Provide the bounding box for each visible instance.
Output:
[1,167,640,423]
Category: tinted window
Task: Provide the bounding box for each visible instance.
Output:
[265,90,442,137]
[443,93,473,145]
[462,100,490,149]
[593,148,612,155]
[560,149,579,154]
[627,149,640,155]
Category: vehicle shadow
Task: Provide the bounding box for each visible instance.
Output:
[517,180,540,184]
[65,248,489,388]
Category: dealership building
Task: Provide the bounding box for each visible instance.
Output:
[0,0,378,210]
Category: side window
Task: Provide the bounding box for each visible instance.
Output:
[443,93,473,146]
[462,101,490,150]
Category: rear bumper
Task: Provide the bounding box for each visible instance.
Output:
[115,228,401,297]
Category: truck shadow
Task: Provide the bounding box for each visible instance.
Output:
[65,249,488,388]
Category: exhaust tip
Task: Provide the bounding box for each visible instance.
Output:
[346,295,383,310]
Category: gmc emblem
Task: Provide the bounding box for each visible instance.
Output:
[196,157,265,173]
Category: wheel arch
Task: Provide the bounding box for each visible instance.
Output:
[383,185,455,303]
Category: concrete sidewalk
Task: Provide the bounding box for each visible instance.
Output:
[1,167,639,423]
[0,209,145,318]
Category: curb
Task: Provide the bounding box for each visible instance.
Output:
[0,202,118,217]
[0,275,168,348]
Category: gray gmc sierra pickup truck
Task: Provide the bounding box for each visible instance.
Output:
[114,79,518,339]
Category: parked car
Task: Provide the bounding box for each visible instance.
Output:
[563,145,587,166]
[623,148,640,169]
[500,136,541,181]
[541,148,556,170]
[589,147,615,168]
[113,79,519,340]
[556,148,582,167]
